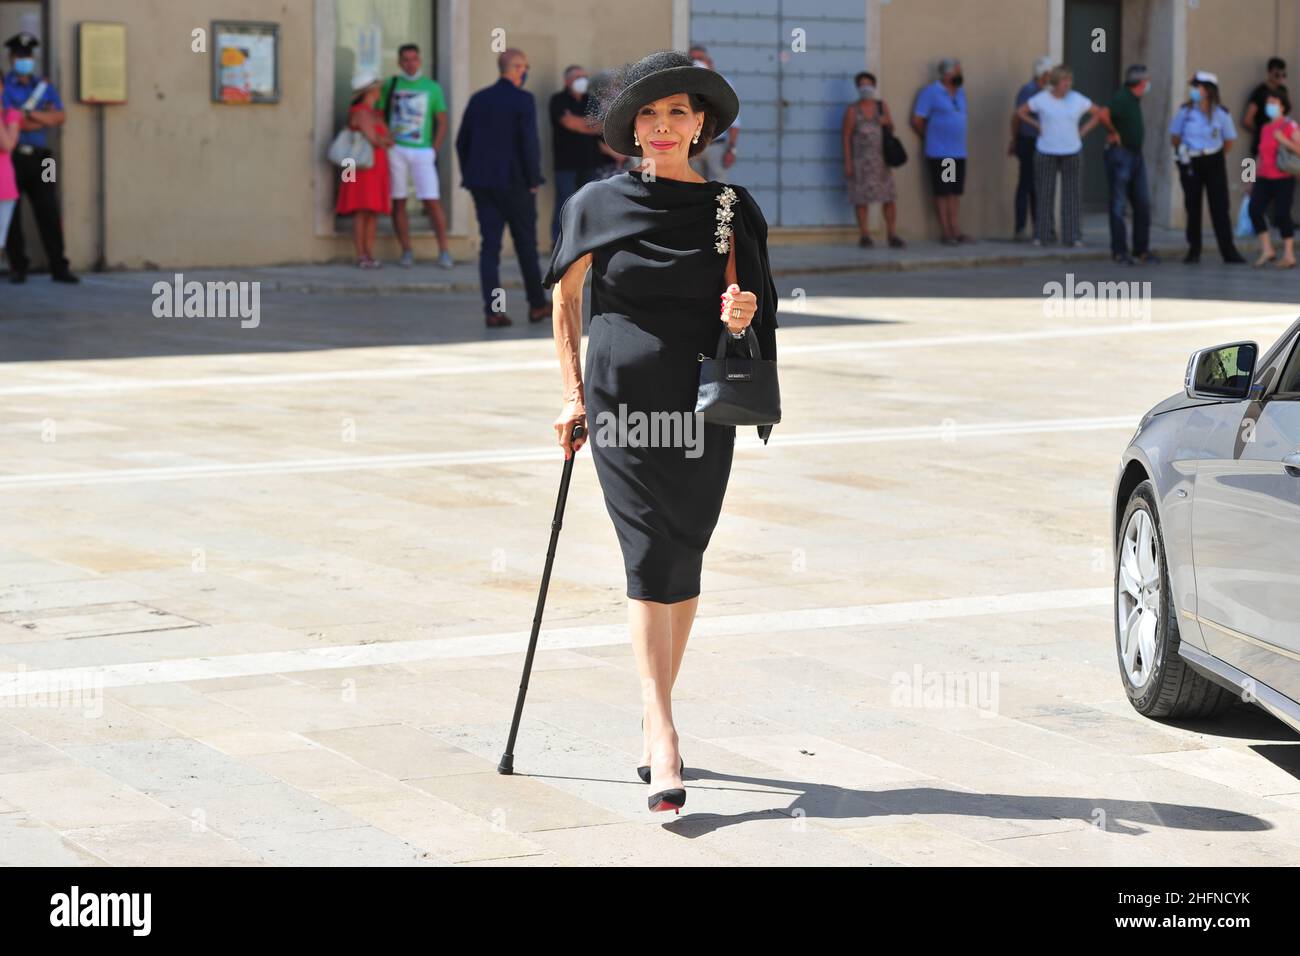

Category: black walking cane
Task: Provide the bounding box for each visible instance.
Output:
[498,421,586,775]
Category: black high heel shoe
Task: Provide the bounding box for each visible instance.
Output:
[637,716,684,783]
[648,787,686,813]
[637,757,684,784]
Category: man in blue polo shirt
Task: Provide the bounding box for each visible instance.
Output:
[2,31,76,283]
[912,57,970,244]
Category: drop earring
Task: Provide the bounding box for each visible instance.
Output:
[693,128,701,143]
[634,131,639,146]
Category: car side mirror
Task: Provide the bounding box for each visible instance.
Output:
[1185,341,1258,400]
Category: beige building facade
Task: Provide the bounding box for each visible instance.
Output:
[3,0,1299,271]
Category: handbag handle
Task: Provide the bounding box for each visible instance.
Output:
[714,325,762,360]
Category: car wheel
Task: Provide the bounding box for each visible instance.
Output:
[1115,480,1235,719]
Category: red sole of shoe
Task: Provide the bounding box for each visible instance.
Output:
[650,800,682,813]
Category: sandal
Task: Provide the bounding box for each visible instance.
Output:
[1254,252,1276,268]
[1276,257,1296,269]
[858,234,874,247]
[888,234,906,249]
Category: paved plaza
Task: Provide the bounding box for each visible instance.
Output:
[2,252,1300,865]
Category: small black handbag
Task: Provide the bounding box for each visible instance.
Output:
[694,326,781,427]
[882,126,908,168]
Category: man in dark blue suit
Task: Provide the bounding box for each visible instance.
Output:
[456,48,549,328]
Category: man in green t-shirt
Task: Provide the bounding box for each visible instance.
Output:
[377,43,453,268]
[1100,64,1158,265]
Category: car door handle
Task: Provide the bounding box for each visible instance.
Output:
[1284,452,1300,477]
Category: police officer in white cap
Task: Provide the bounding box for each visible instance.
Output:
[2,31,77,283]
[1168,70,1246,264]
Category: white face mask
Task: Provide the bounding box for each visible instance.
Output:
[402,67,420,79]
[693,58,709,69]
[571,76,589,94]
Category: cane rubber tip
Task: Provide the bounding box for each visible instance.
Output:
[497,755,514,775]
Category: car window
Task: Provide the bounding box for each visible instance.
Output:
[1277,333,1300,394]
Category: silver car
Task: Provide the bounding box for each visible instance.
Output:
[1113,318,1300,734]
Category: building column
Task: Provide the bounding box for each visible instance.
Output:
[444,0,470,244]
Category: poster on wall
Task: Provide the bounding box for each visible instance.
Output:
[212,21,279,103]
[78,22,128,104]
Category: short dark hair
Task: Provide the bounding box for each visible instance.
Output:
[398,43,420,57]
[1269,57,1287,72]
[855,71,876,86]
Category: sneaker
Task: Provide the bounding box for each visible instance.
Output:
[1136,252,1161,265]
[398,250,414,268]
[1031,238,1043,247]
[437,250,454,269]
[1070,240,1086,248]
[1113,253,1135,265]
[51,271,80,284]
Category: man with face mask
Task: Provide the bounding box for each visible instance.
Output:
[378,43,452,269]
[912,57,970,243]
[686,45,741,183]
[2,31,77,283]
[549,65,605,244]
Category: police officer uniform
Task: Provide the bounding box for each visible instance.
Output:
[2,31,77,283]
[1168,70,1245,264]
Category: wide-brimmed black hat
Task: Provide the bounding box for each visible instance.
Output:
[598,49,739,156]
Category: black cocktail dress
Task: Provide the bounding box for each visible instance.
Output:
[542,170,778,603]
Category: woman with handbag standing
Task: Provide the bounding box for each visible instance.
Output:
[542,50,780,815]
[1249,89,1300,268]
[842,71,904,248]
[336,72,393,268]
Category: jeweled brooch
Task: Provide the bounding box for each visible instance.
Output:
[714,185,737,254]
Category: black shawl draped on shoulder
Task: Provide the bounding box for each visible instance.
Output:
[543,170,779,444]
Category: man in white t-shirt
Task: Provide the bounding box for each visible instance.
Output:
[1016,63,1116,247]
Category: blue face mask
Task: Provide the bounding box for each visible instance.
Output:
[1266,102,1283,119]
[1189,86,1202,103]
[13,57,35,75]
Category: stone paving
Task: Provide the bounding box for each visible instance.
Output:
[1,252,1299,865]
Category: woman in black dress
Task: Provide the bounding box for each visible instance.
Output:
[542,50,780,814]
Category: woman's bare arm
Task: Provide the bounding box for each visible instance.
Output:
[0,114,18,153]
[842,105,854,168]
[553,252,593,457]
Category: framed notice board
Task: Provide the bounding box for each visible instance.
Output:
[212,20,280,104]
[78,22,127,104]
